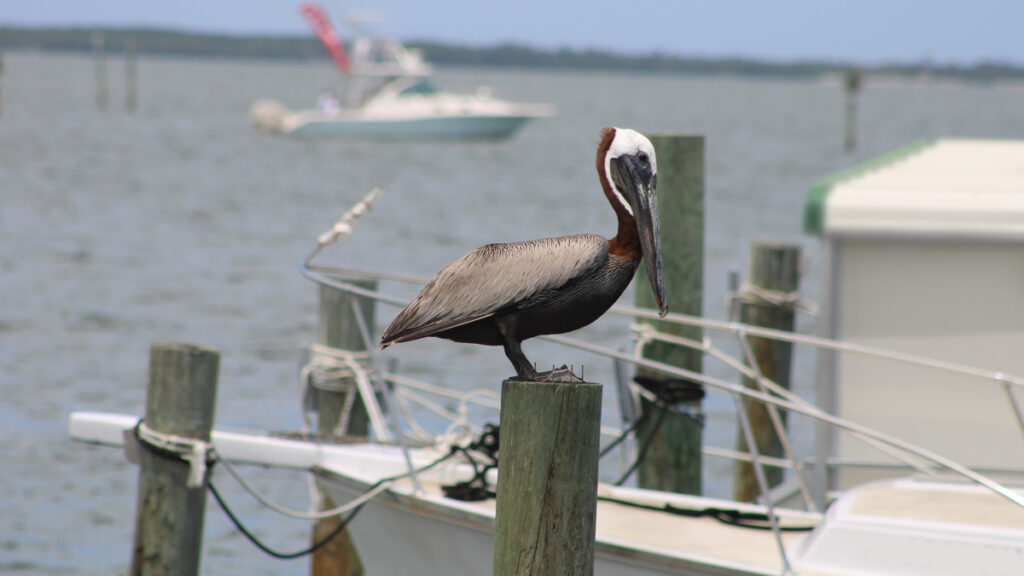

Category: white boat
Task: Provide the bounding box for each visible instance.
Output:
[250,4,553,141]
[69,140,1024,575]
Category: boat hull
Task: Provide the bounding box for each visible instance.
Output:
[316,467,747,576]
[288,114,537,141]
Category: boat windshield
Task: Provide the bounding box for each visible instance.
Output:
[397,80,437,97]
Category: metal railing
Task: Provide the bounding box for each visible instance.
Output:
[300,188,1024,512]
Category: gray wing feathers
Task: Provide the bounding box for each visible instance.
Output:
[381,234,607,344]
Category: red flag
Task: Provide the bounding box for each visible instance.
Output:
[299,3,351,72]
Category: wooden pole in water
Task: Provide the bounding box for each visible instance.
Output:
[311,281,376,576]
[632,134,705,495]
[843,68,863,152]
[493,378,602,576]
[125,38,138,112]
[131,342,219,576]
[92,31,108,110]
[0,51,4,118]
[733,242,801,502]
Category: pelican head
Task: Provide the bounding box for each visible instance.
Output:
[603,127,667,317]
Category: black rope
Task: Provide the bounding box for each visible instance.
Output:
[209,479,362,560]
[441,423,499,501]
[597,494,815,532]
[132,415,463,561]
[207,448,460,560]
[598,415,644,459]
[614,401,671,486]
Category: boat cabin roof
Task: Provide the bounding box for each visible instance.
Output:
[805,138,1024,241]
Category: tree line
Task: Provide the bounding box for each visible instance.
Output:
[1,26,1020,82]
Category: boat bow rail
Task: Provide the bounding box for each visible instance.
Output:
[300,189,1024,514]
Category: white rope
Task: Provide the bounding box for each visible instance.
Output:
[726,282,819,315]
[216,451,392,520]
[316,187,384,248]
[135,420,213,489]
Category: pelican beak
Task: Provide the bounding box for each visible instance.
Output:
[612,154,668,317]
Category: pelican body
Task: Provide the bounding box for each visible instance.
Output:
[381,127,667,380]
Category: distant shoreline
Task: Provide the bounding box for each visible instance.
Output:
[1,25,1021,83]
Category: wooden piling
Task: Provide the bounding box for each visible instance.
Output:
[733,242,801,502]
[0,52,4,117]
[311,281,376,576]
[92,31,108,110]
[493,378,603,576]
[633,134,705,495]
[843,68,863,152]
[131,342,219,576]
[125,38,138,112]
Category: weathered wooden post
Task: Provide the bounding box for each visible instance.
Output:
[310,280,376,576]
[733,242,801,502]
[92,31,108,110]
[843,68,863,152]
[493,378,603,576]
[125,38,138,112]
[0,51,4,118]
[632,134,705,494]
[131,342,219,576]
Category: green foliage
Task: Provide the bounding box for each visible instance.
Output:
[0,26,1020,82]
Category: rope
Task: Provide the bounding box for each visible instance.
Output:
[134,420,215,489]
[209,447,460,560]
[726,282,819,315]
[300,344,380,437]
[216,452,391,520]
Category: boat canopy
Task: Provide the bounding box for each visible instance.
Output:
[805,138,1024,241]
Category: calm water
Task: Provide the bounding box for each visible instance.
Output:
[2,52,1021,574]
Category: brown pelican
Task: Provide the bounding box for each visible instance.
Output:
[380,127,667,381]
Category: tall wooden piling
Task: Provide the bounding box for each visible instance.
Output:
[633,134,705,495]
[0,52,4,117]
[843,68,863,152]
[125,38,138,112]
[92,32,108,110]
[131,342,220,576]
[493,378,603,576]
[311,281,376,576]
[733,242,801,502]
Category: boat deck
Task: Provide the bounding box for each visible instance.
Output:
[317,448,819,576]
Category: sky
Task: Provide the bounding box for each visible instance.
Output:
[1,0,1022,66]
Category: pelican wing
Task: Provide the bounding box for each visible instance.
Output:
[381,234,607,345]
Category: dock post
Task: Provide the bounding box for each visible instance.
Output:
[310,281,376,576]
[131,342,219,576]
[733,242,801,502]
[493,378,602,576]
[125,38,138,112]
[633,134,705,494]
[0,51,4,117]
[843,68,862,152]
[92,31,108,111]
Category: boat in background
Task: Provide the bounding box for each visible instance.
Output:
[250,4,553,140]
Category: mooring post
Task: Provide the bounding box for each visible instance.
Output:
[843,67,862,152]
[311,280,376,576]
[632,133,705,494]
[131,342,219,576]
[125,38,138,112]
[733,242,801,502]
[493,378,602,576]
[92,31,108,111]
